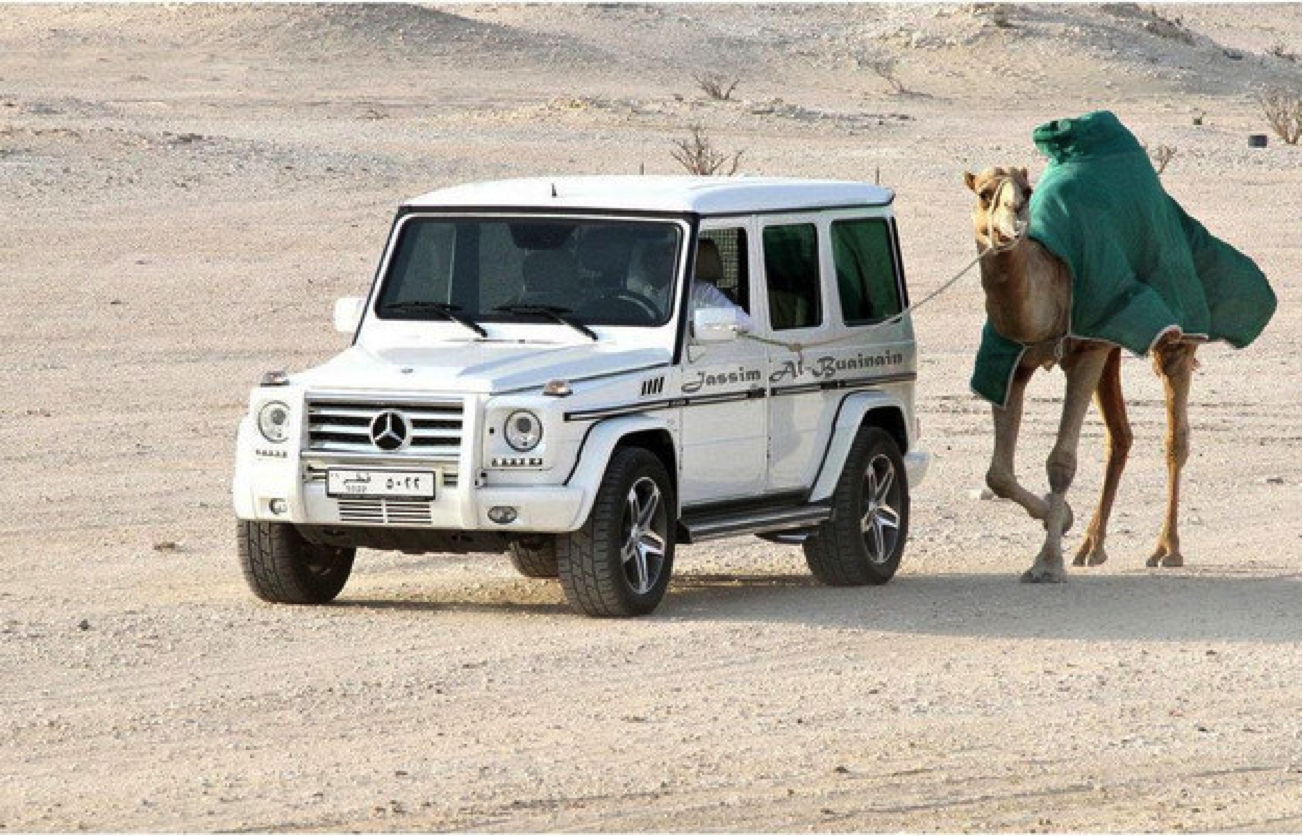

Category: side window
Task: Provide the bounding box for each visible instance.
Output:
[697,228,749,314]
[762,223,821,331]
[832,218,902,324]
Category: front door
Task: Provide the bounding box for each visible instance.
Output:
[677,222,768,505]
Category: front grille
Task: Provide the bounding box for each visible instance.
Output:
[306,398,463,457]
[336,498,433,526]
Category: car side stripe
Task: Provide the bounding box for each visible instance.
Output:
[562,373,916,422]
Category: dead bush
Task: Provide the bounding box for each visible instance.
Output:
[1259,90,1302,145]
[693,72,740,102]
[1146,143,1177,175]
[1140,6,1195,45]
[862,53,907,94]
[968,3,1015,26]
[1267,42,1301,63]
[670,126,743,176]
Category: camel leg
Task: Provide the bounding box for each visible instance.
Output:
[1022,346,1111,584]
[986,360,1051,523]
[1073,347,1132,567]
[1147,341,1198,568]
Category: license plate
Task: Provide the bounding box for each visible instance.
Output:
[326,469,436,499]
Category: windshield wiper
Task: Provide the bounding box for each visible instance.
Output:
[382,301,487,338]
[494,304,598,341]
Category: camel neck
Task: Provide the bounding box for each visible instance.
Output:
[978,242,1027,292]
[978,239,1069,345]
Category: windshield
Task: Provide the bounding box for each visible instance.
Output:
[375,216,683,328]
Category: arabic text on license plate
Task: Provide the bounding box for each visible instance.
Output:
[327,469,436,499]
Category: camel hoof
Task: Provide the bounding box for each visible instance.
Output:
[1020,567,1067,584]
[1073,539,1108,567]
[1073,547,1108,567]
[1147,547,1183,568]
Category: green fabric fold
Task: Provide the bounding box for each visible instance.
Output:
[971,110,1276,407]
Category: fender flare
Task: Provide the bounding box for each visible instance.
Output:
[564,414,678,527]
[808,391,910,503]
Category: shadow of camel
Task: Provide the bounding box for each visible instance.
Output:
[334,570,1299,645]
[663,570,1301,644]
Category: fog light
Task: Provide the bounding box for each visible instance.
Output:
[269,499,288,515]
[488,506,518,525]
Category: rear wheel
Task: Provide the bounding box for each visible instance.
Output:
[237,520,355,604]
[557,447,675,617]
[803,427,909,586]
[508,537,559,578]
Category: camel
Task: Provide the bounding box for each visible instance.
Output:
[963,166,1199,583]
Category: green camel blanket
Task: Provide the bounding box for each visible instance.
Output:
[971,110,1277,406]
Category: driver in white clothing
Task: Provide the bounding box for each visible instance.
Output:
[634,238,754,330]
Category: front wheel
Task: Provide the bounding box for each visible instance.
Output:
[557,448,675,617]
[237,520,355,604]
[508,536,559,579]
[803,427,909,586]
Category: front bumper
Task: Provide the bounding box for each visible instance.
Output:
[233,418,588,533]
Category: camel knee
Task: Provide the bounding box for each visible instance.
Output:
[1046,449,1077,494]
[986,466,1026,500]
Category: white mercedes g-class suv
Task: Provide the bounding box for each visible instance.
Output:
[234,176,930,617]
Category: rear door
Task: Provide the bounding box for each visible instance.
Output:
[757,216,834,493]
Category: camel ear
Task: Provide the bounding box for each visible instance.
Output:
[1018,167,1029,183]
[963,171,977,192]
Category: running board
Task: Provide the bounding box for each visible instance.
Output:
[680,504,831,544]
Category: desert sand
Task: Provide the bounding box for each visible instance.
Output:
[0,3,1299,832]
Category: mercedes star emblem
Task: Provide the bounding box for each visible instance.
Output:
[369,410,411,452]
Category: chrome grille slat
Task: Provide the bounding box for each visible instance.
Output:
[312,422,372,436]
[410,428,461,439]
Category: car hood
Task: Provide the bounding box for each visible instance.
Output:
[293,342,670,395]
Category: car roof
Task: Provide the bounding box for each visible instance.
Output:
[403,175,894,215]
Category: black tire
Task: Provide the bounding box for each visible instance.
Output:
[557,447,676,617]
[237,520,355,604]
[508,536,559,579]
[803,427,910,586]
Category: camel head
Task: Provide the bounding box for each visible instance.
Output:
[964,166,1032,252]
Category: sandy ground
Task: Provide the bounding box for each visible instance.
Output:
[1,4,1299,832]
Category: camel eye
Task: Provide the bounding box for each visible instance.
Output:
[978,187,996,205]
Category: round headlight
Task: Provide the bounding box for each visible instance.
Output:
[504,410,542,452]
[257,401,291,444]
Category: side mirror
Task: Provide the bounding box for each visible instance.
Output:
[333,297,365,335]
[692,307,746,343]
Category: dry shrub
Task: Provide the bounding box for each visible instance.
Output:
[1267,42,1300,63]
[863,54,907,94]
[671,126,743,176]
[1259,90,1302,145]
[1148,143,1177,175]
[693,72,740,102]
[1140,6,1195,45]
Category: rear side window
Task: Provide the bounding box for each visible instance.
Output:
[832,219,902,324]
[762,223,821,331]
